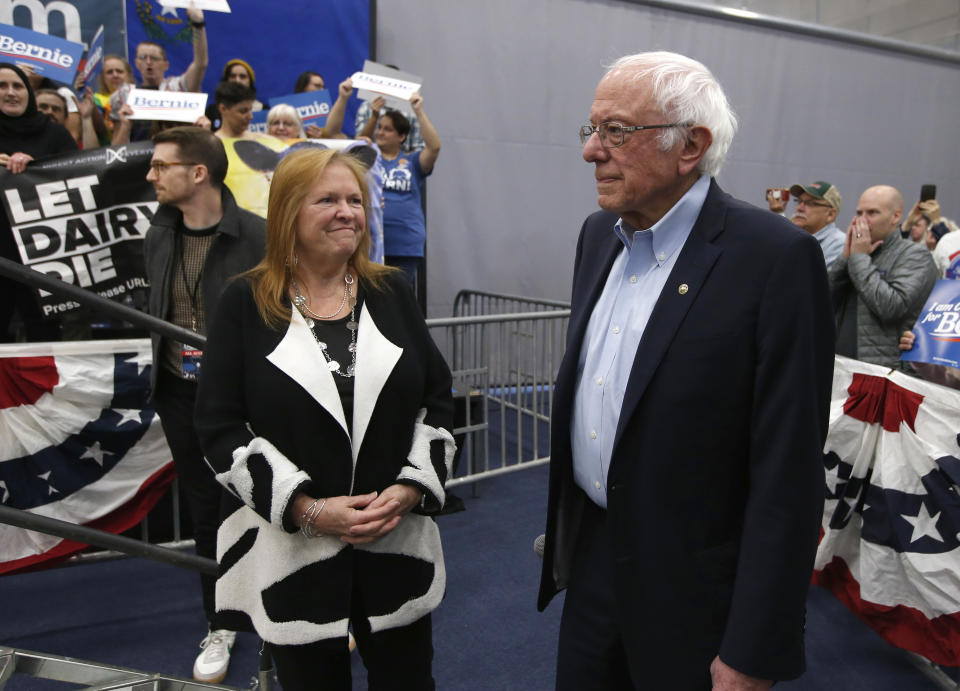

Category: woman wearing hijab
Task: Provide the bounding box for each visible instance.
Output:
[0,62,77,173]
[0,62,78,341]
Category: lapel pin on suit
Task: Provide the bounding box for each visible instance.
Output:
[678,283,689,295]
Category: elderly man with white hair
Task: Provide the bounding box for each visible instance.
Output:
[538,51,835,690]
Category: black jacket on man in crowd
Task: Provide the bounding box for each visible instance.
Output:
[144,184,266,396]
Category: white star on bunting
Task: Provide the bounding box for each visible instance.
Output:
[902,503,943,544]
[81,442,106,466]
[116,409,142,427]
[122,350,152,376]
[824,465,841,496]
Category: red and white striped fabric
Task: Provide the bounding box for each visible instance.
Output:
[0,339,173,574]
[814,356,960,665]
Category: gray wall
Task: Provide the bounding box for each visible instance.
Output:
[375,0,960,315]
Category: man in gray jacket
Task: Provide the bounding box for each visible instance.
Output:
[144,126,265,683]
[830,185,937,369]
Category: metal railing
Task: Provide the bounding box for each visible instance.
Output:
[428,290,570,488]
[0,257,204,348]
[0,647,240,691]
[0,507,245,690]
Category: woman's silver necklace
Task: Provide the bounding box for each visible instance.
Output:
[292,272,357,378]
[292,272,353,320]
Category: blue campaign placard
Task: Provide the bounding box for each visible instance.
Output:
[248,110,268,134]
[78,25,104,93]
[270,90,332,126]
[901,279,960,369]
[0,23,85,84]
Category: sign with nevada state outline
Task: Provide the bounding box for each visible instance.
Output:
[125,0,370,134]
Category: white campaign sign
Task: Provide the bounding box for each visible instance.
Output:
[351,71,421,102]
[155,0,231,11]
[125,88,208,123]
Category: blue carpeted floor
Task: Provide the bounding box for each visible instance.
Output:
[1,400,954,690]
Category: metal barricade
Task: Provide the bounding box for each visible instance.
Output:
[0,646,240,691]
[0,506,254,690]
[427,290,571,488]
[451,289,572,317]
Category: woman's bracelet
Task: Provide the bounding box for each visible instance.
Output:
[298,498,319,526]
[300,497,327,538]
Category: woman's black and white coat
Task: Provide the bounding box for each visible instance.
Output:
[195,273,456,646]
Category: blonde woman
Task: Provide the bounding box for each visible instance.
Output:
[195,148,455,690]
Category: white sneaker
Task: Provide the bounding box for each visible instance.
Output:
[193,629,236,683]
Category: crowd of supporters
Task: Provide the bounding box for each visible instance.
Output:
[1,9,439,342]
[766,181,959,387]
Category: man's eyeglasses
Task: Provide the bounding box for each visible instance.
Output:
[579,121,690,148]
[137,54,164,63]
[794,197,832,209]
[149,160,198,174]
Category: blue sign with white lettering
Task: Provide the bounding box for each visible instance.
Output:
[270,90,332,126]
[901,279,960,369]
[78,25,104,94]
[0,23,84,84]
[248,110,268,134]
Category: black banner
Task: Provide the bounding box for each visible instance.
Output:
[1,142,156,318]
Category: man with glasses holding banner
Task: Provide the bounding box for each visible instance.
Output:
[111,4,209,143]
[538,51,835,690]
[144,126,264,683]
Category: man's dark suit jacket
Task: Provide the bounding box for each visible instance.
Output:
[538,180,835,689]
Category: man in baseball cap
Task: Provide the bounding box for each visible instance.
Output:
[789,181,844,267]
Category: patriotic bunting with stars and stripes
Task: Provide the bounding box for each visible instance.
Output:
[814,356,960,665]
[0,339,173,574]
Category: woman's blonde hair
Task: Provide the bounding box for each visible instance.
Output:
[245,147,394,329]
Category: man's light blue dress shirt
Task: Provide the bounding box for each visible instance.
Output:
[571,174,711,508]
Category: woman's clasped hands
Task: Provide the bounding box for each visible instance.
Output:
[289,484,423,544]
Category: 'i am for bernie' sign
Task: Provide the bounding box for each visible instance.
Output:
[902,279,960,369]
[0,24,84,84]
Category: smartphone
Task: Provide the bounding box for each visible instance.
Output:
[921,184,937,202]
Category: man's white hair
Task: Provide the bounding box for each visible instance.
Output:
[606,51,738,178]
